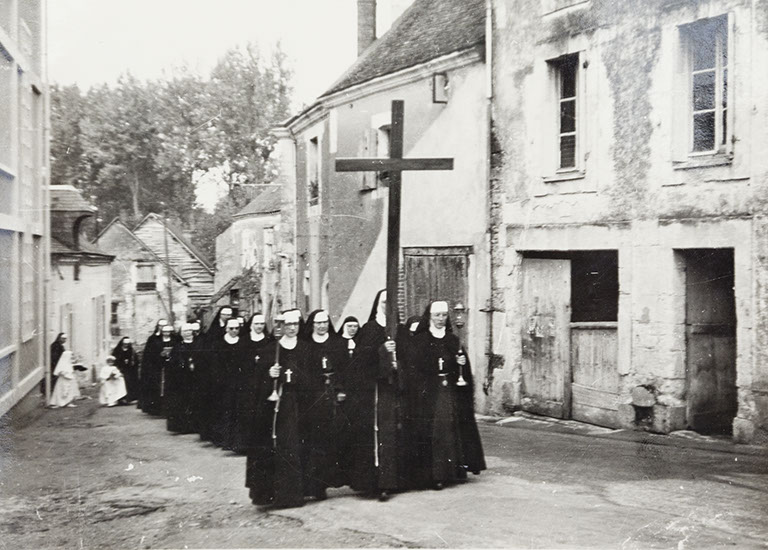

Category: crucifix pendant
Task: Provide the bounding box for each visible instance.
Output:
[285,369,293,383]
[254,355,260,364]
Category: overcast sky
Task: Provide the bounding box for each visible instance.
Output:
[47,0,361,108]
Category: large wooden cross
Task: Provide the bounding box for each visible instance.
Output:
[335,100,454,336]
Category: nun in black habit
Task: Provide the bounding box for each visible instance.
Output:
[165,323,199,433]
[139,320,167,411]
[112,337,140,404]
[43,333,67,394]
[410,301,486,489]
[337,316,360,360]
[230,313,274,454]
[346,290,408,501]
[141,323,175,416]
[194,307,231,441]
[246,309,310,509]
[300,309,350,498]
[211,318,248,449]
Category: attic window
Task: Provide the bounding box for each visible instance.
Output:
[136,264,156,292]
[433,72,449,103]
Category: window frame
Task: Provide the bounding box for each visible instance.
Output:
[674,14,734,166]
[306,135,321,214]
[135,263,157,292]
[544,51,587,183]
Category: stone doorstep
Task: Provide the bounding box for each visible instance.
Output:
[476,413,767,457]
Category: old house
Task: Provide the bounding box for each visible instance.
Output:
[49,186,113,381]
[271,0,490,386]
[212,185,282,318]
[94,218,190,346]
[489,0,768,443]
[0,0,49,417]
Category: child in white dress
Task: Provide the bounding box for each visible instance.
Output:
[99,356,127,407]
[49,350,80,408]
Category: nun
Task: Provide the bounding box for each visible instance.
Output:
[301,309,350,499]
[142,323,175,416]
[230,313,274,454]
[211,318,248,449]
[112,337,140,404]
[410,301,486,489]
[165,323,199,433]
[346,290,407,501]
[139,319,167,411]
[246,309,309,509]
[338,316,360,360]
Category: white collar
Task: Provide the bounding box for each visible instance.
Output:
[182,337,193,344]
[280,335,297,350]
[312,333,329,343]
[250,332,265,342]
[429,325,446,339]
[375,311,386,327]
[347,339,356,349]
[224,334,239,344]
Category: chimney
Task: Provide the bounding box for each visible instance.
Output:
[357,0,377,56]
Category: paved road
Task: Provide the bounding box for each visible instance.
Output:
[0,389,766,549]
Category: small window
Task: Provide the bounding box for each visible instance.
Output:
[136,264,156,292]
[681,16,729,154]
[308,137,320,208]
[553,54,579,170]
[433,72,449,103]
[376,125,391,185]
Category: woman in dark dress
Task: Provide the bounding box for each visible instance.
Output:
[346,290,408,501]
[300,309,350,499]
[165,324,199,433]
[246,309,310,509]
[112,337,140,404]
[410,301,486,489]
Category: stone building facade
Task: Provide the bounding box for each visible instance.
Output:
[0,0,49,417]
[488,0,768,443]
[94,218,189,347]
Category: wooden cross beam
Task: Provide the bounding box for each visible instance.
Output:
[336,100,454,337]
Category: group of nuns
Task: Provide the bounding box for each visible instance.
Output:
[133,290,486,509]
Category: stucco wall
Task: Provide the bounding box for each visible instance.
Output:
[491,0,768,442]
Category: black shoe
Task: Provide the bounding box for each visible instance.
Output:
[378,491,390,502]
[433,482,444,491]
[314,489,327,501]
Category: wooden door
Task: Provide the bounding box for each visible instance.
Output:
[403,247,469,342]
[570,324,619,427]
[520,258,571,418]
[684,249,736,434]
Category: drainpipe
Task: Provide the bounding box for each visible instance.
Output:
[482,0,500,405]
[42,0,51,404]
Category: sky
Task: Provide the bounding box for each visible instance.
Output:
[47,0,362,108]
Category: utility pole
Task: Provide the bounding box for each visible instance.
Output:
[161,204,175,325]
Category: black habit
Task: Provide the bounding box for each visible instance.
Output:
[113,338,140,404]
[245,337,309,508]
[165,338,199,433]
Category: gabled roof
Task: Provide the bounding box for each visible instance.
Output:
[322,0,485,98]
[134,213,215,273]
[94,217,189,285]
[235,185,282,218]
[50,185,97,213]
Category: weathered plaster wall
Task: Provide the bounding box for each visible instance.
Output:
[491,0,768,441]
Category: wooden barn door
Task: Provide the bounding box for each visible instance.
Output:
[683,249,737,434]
[520,258,571,418]
[403,247,469,343]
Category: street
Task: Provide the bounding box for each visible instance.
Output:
[1,388,766,549]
